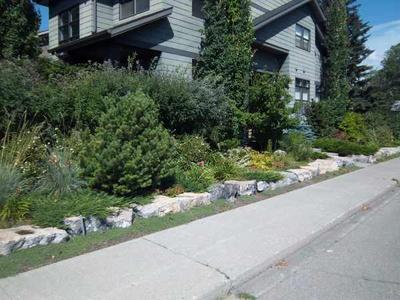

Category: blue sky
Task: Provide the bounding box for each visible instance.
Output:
[35,0,400,68]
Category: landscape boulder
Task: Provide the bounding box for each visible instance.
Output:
[224,180,257,196]
[106,207,135,229]
[135,196,180,218]
[256,181,270,192]
[175,193,211,211]
[0,225,69,256]
[287,169,313,182]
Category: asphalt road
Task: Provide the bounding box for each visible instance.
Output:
[234,188,400,300]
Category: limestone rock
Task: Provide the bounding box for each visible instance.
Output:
[64,216,107,235]
[287,169,313,182]
[208,183,229,201]
[269,172,299,190]
[224,180,257,196]
[374,147,400,159]
[273,150,287,156]
[351,155,376,164]
[0,225,69,256]
[175,193,211,211]
[106,207,135,229]
[256,181,270,192]
[135,195,180,218]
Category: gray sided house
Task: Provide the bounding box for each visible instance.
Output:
[36,0,326,103]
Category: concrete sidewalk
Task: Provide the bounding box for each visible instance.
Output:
[1,159,399,300]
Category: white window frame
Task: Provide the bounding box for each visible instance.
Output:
[58,6,79,44]
[295,24,311,51]
[120,0,150,20]
[295,78,310,102]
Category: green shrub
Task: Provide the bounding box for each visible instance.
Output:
[0,197,31,223]
[338,112,367,142]
[35,149,84,197]
[143,74,231,142]
[176,164,215,192]
[248,73,292,149]
[30,191,125,228]
[80,92,174,196]
[280,132,313,161]
[239,170,283,182]
[314,138,379,156]
[310,151,329,160]
[0,163,26,207]
[176,135,211,168]
[208,153,241,181]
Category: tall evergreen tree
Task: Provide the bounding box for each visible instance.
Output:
[322,0,350,126]
[196,0,254,112]
[346,0,373,105]
[0,0,40,58]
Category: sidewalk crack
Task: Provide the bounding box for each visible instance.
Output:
[142,237,231,281]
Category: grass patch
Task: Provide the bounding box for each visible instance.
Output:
[0,166,360,279]
[375,153,400,163]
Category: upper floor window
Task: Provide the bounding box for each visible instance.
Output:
[120,0,150,20]
[295,78,310,101]
[192,0,205,19]
[59,6,79,44]
[295,24,310,51]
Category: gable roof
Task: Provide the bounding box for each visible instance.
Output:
[253,0,326,31]
[51,7,173,53]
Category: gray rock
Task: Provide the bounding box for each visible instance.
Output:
[374,147,400,159]
[256,181,270,192]
[287,169,313,182]
[175,193,211,211]
[351,155,375,164]
[135,196,180,218]
[274,150,287,156]
[64,216,85,236]
[106,207,135,229]
[269,172,299,190]
[224,180,257,196]
[391,101,400,112]
[208,183,229,201]
[0,225,69,256]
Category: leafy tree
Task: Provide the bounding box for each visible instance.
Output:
[247,73,292,150]
[346,0,373,107]
[196,0,254,113]
[321,0,350,127]
[0,0,40,58]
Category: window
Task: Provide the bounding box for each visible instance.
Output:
[315,82,321,101]
[192,0,205,18]
[120,0,150,20]
[58,6,79,43]
[295,24,310,51]
[295,78,310,101]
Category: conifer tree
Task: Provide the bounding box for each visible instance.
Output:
[322,0,350,126]
[346,0,373,105]
[196,0,254,112]
[0,0,40,58]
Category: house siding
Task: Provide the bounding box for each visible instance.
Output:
[46,0,323,100]
[255,5,322,101]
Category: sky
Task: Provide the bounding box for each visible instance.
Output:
[35,0,400,69]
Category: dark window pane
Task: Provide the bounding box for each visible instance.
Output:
[192,0,205,18]
[136,0,149,14]
[71,22,79,39]
[59,26,69,42]
[120,0,134,19]
[70,6,79,22]
[59,11,69,26]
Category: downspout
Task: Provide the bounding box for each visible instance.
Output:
[92,0,97,33]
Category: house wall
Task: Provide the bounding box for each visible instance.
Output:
[256,5,323,102]
[49,0,93,49]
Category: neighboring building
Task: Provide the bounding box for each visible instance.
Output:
[35,0,326,102]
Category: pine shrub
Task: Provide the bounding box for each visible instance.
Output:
[80,91,174,196]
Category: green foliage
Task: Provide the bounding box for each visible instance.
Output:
[322,0,351,126]
[176,135,211,167]
[0,0,40,58]
[314,138,378,156]
[239,170,283,182]
[208,153,241,181]
[30,191,125,228]
[338,112,367,142]
[346,0,373,104]
[175,164,215,192]
[248,73,292,149]
[197,0,254,114]
[36,149,84,197]
[0,197,31,223]
[0,164,26,207]
[280,132,314,161]
[306,100,336,137]
[80,92,174,196]
[364,112,397,146]
[143,74,231,142]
